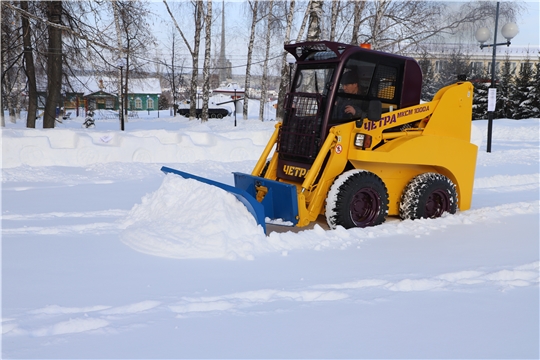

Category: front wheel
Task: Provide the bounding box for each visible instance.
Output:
[400,173,457,220]
[325,170,389,229]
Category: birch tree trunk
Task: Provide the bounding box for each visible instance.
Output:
[295,0,313,42]
[275,0,295,122]
[351,0,367,45]
[112,0,124,119]
[201,0,212,122]
[258,0,273,121]
[243,0,259,120]
[370,0,389,50]
[306,0,322,41]
[43,1,62,128]
[329,0,339,41]
[189,1,203,120]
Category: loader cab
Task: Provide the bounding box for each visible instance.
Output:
[277,41,422,182]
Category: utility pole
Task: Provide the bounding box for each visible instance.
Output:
[218,0,227,84]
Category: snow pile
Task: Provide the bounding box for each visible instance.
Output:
[120,174,267,260]
[1,127,271,168]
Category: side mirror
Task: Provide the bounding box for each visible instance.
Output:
[367,100,382,121]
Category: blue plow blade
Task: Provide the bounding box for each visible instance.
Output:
[160,167,299,234]
[233,172,299,227]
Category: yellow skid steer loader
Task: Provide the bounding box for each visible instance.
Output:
[163,41,478,233]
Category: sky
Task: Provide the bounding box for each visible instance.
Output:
[517,0,540,46]
[145,0,539,79]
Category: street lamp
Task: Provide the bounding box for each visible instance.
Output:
[147,95,150,115]
[117,58,126,131]
[157,94,160,118]
[475,2,519,153]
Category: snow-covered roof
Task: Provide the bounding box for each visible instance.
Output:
[129,78,162,94]
[213,82,245,95]
[410,43,540,61]
[65,76,161,96]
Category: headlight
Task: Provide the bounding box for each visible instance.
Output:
[354,133,372,149]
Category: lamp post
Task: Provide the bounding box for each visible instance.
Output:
[147,95,150,115]
[475,2,519,153]
[117,58,126,131]
[157,94,160,118]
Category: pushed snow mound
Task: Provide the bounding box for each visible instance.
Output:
[120,175,267,260]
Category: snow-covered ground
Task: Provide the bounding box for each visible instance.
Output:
[1,105,539,358]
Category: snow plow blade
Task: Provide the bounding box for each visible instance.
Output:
[161,166,300,234]
[161,166,274,233]
[233,172,299,227]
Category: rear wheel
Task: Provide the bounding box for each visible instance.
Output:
[399,173,457,220]
[325,170,389,229]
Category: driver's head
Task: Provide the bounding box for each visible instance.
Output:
[341,70,359,94]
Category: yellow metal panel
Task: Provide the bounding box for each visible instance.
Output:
[423,82,474,142]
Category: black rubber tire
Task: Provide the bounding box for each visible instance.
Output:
[325,170,389,229]
[399,173,457,220]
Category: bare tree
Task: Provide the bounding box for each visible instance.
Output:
[42,1,62,128]
[109,1,156,117]
[329,0,339,41]
[112,0,125,115]
[20,0,38,128]
[258,0,274,121]
[163,0,203,120]
[3,1,159,129]
[243,0,261,120]
[295,0,313,42]
[161,29,186,116]
[306,0,323,41]
[275,0,296,122]
[350,0,367,45]
[201,0,212,122]
[1,1,23,126]
[359,1,521,53]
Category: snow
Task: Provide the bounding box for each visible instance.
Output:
[1,105,539,358]
[120,176,266,260]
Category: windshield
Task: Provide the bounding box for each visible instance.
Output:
[293,66,335,96]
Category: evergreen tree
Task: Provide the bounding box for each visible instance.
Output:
[528,60,540,118]
[471,66,491,120]
[496,55,516,119]
[418,52,438,102]
[512,57,535,119]
[436,49,471,88]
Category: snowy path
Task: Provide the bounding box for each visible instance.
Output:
[4,261,538,336]
[2,167,539,247]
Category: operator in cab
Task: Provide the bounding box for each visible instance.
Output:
[334,70,368,121]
